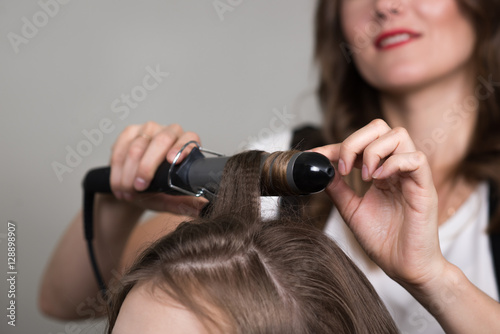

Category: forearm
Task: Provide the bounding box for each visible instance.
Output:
[39,194,144,320]
[404,262,500,334]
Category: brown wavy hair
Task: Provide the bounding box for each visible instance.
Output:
[106,151,398,334]
[314,0,500,232]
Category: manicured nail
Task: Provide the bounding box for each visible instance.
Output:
[362,164,369,181]
[338,159,346,175]
[134,177,147,191]
[372,166,384,179]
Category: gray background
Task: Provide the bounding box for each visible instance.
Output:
[0,0,320,333]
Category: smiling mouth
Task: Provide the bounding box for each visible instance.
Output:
[375,31,421,50]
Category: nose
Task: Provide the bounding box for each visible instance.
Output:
[373,0,403,20]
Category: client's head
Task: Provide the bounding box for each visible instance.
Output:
[107,151,398,334]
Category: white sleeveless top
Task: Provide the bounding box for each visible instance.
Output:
[247,130,499,334]
[324,182,498,334]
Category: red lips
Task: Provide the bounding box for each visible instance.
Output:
[375,29,422,50]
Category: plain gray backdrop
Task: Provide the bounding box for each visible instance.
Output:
[0,0,321,333]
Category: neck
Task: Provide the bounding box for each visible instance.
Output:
[380,71,478,189]
[380,70,480,225]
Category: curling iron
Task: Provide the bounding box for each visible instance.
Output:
[83,141,335,198]
[82,141,335,294]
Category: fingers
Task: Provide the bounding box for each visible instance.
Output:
[372,151,433,190]
[338,119,392,175]
[110,124,143,199]
[109,122,202,200]
[119,122,167,196]
[135,129,200,191]
[320,119,416,181]
[311,118,432,200]
[166,131,201,163]
[310,143,341,162]
[361,126,416,181]
[311,144,363,222]
[324,171,361,223]
[311,120,417,176]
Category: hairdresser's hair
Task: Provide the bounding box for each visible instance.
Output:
[314,0,500,231]
[107,150,398,334]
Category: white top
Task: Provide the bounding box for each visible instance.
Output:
[247,130,499,334]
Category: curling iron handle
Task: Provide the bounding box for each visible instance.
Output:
[82,160,180,195]
[82,146,208,195]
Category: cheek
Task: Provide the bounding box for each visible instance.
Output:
[418,0,476,61]
[340,3,380,86]
[417,0,461,19]
[340,2,374,47]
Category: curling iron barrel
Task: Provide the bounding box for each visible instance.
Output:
[82,147,335,199]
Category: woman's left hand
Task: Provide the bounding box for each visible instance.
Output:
[312,119,446,287]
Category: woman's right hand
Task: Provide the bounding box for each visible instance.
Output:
[108,121,208,217]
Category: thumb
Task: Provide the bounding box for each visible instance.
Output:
[325,172,361,224]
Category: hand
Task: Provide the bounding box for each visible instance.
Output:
[313,119,447,287]
[109,122,208,216]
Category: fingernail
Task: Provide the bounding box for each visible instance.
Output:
[114,191,123,199]
[362,164,369,181]
[134,177,147,191]
[372,166,384,179]
[338,159,346,175]
[167,150,179,163]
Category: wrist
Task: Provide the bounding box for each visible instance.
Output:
[402,260,466,316]
[94,193,145,230]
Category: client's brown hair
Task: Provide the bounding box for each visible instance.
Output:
[106,151,398,334]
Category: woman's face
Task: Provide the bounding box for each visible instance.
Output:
[340,0,476,93]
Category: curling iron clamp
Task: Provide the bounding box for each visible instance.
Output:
[82,141,335,294]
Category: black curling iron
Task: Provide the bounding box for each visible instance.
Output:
[82,141,335,295]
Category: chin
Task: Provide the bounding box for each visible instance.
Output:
[365,67,433,94]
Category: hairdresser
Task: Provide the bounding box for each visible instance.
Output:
[307,1,500,332]
[40,0,500,332]
[306,1,500,333]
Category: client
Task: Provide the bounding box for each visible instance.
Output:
[106,151,398,334]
